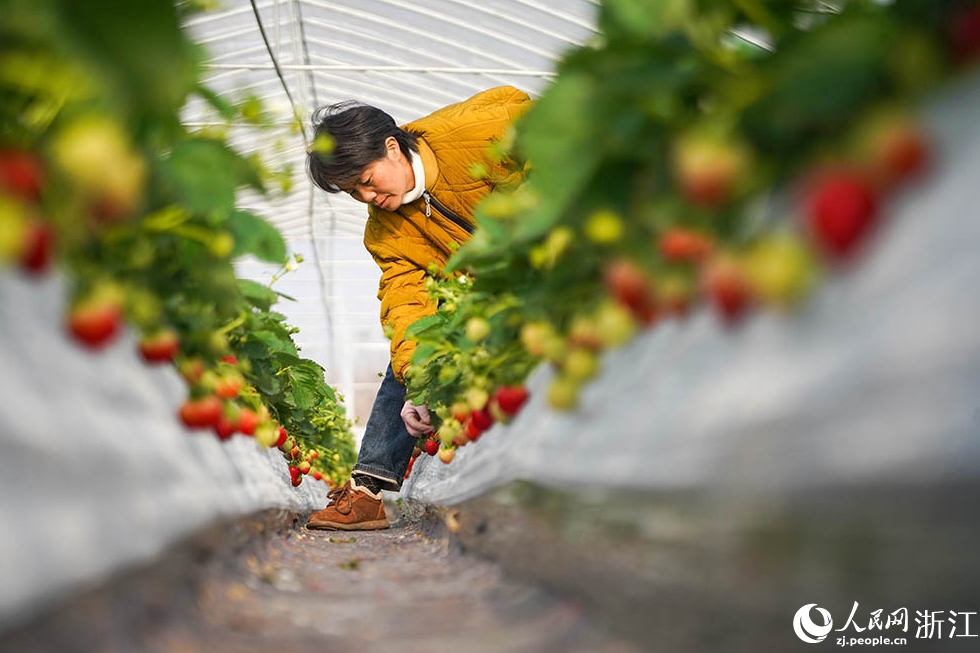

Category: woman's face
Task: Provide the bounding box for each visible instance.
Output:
[341,136,415,211]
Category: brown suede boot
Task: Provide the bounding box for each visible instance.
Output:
[306,477,389,531]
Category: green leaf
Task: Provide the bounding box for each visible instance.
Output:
[162,138,239,215]
[194,82,237,121]
[411,343,437,366]
[254,368,282,395]
[228,210,287,263]
[741,14,894,156]
[289,381,317,410]
[250,329,297,356]
[57,0,197,120]
[405,313,446,339]
[238,279,278,311]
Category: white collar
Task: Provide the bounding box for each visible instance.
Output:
[401,151,426,204]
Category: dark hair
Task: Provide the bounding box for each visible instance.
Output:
[307,101,418,193]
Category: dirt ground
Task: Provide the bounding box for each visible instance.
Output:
[0,504,640,653]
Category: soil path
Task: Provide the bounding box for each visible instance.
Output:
[1,508,639,653]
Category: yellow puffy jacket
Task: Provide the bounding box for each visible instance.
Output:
[363,86,532,382]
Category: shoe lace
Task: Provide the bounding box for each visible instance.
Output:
[326,481,354,515]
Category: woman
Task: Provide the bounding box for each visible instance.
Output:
[306,86,531,530]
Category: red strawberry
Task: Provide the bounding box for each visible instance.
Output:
[236,408,258,436]
[450,402,470,423]
[178,357,205,384]
[67,292,123,349]
[213,372,244,399]
[178,395,223,429]
[950,4,980,63]
[494,386,529,416]
[603,258,658,325]
[221,355,239,365]
[19,219,55,274]
[701,255,754,326]
[0,149,44,201]
[464,418,484,442]
[858,112,931,189]
[804,170,879,259]
[213,415,236,440]
[275,425,288,448]
[672,134,750,208]
[658,228,714,263]
[289,465,302,487]
[424,438,440,456]
[312,471,323,481]
[470,407,494,431]
[138,329,179,363]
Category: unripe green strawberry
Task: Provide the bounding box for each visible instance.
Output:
[465,387,489,411]
[563,348,600,382]
[438,420,462,446]
[567,314,603,350]
[658,274,696,318]
[0,196,29,264]
[742,234,820,308]
[584,208,624,244]
[254,421,278,448]
[530,226,573,269]
[465,316,491,343]
[594,300,637,347]
[547,376,579,411]
[520,321,553,357]
[438,447,456,464]
[50,115,146,222]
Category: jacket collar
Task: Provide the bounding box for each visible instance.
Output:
[415,138,439,190]
[401,149,427,204]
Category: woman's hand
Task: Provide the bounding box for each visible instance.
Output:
[400,400,433,437]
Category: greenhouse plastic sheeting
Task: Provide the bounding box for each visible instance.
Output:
[400,72,980,505]
[0,278,331,629]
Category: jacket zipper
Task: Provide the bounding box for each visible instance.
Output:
[422,190,473,234]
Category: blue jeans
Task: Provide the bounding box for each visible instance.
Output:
[352,363,417,491]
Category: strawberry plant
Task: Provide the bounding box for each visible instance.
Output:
[402,0,975,438]
[0,0,356,486]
